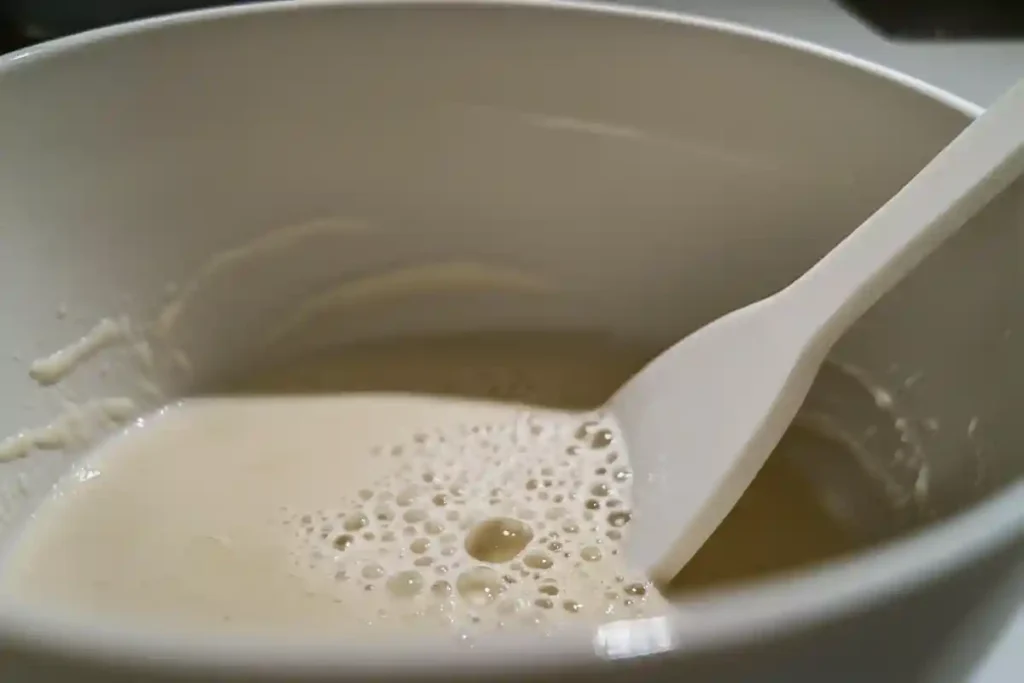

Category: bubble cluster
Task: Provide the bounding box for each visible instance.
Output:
[281,407,658,635]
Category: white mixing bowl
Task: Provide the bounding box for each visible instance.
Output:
[0,2,1020,681]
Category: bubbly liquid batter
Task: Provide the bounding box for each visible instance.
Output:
[0,334,858,636]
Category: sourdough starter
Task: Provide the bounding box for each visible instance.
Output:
[0,335,856,637]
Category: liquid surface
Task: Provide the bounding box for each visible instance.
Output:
[0,335,858,636]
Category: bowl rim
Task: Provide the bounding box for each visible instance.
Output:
[0,0,1020,676]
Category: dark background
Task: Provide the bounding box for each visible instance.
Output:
[1,0,1024,53]
[843,0,1024,38]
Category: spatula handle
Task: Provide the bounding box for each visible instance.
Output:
[790,79,1024,350]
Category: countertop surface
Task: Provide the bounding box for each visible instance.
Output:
[614,0,1024,108]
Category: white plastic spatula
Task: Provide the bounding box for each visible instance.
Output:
[613,80,1024,585]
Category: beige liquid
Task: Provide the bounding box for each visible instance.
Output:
[0,334,858,636]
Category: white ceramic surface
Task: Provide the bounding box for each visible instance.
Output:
[0,2,1020,681]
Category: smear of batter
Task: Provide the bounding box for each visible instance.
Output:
[28,317,130,386]
[155,216,368,337]
[0,398,137,463]
[264,262,554,349]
